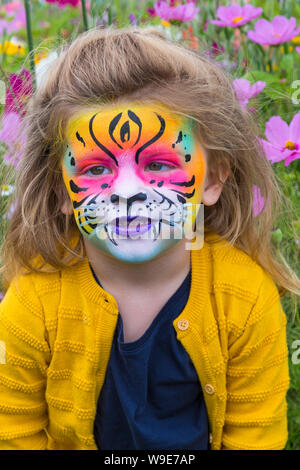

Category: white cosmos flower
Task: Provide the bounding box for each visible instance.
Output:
[1,184,14,196]
[35,50,58,88]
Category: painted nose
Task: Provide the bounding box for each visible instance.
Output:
[110,193,147,207]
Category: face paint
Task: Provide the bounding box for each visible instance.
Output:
[62,102,206,263]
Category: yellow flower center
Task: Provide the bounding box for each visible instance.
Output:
[292,35,300,44]
[233,16,243,24]
[284,140,296,150]
[0,41,25,56]
[273,33,282,38]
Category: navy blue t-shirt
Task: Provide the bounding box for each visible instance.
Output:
[91,265,209,450]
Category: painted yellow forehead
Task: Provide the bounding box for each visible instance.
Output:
[65,101,193,149]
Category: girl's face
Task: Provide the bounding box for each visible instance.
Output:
[62,102,206,263]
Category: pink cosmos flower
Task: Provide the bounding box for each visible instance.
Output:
[3,2,23,13]
[4,68,33,117]
[154,1,199,22]
[211,3,262,28]
[247,16,300,45]
[260,112,300,166]
[233,78,266,108]
[253,185,265,217]
[296,46,300,54]
[0,112,26,167]
[0,4,26,35]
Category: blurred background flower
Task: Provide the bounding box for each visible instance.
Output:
[247,16,300,45]
[45,0,80,7]
[233,78,266,108]
[154,0,199,23]
[3,68,32,116]
[260,112,300,166]
[211,3,262,28]
[0,112,26,166]
[0,1,26,35]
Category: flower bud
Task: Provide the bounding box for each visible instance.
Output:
[271,227,283,245]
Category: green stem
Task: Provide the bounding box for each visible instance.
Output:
[292,160,300,194]
[24,0,36,91]
[81,0,89,31]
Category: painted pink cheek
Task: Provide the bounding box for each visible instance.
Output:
[78,176,113,191]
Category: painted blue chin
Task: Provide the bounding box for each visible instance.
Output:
[82,225,183,264]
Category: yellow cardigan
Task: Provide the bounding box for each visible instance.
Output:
[0,232,289,450]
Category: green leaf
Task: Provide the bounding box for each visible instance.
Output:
[242,70,279,85]
[280,54,294,74]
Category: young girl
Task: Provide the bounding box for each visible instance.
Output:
[0,25,299,451]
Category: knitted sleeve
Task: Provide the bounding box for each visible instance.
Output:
[222,270,290,450]
[0,274,50,450]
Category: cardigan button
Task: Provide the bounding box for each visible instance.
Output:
[177,319,189,331]
[204,383,215,395]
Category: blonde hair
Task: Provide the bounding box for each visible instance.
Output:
[1,25,299,299]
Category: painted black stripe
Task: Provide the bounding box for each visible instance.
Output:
[127,110,142,147]
[76,131,86,147]
[73,194,90,209]
[70,180,88,193]
[89,114,118,166]
[135,113,165,164]
[170,175,195,187]
[170,188,195,199]
[109,112,123,149]
[177,195,186,204]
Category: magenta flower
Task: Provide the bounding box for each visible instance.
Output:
[211,3,262,28]
[247,16,300,45]
[4,68,33,117]
[45,0,80,7]
[233,78,266,108]
[129,13,137,26]
[253,185,265,217]
[296,46,300,54]
[0,112,26,167]
[260,112,300,166]
[154,1,199,22]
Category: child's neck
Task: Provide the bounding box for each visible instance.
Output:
[84,239,191,295]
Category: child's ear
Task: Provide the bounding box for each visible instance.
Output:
[202,164,230,206]
[61,199,74,216]
[55,180,74,215]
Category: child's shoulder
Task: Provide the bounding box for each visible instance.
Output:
[204,230,279,301]
[203,231,283,334]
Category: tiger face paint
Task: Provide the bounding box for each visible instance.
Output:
[62,102,206,263]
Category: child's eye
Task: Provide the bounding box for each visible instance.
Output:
[84,166,111,176]
[145,162,175,171]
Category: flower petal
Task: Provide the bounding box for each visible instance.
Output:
[289,111,300,144]
[265,116,289,148]
[260,138,285,163]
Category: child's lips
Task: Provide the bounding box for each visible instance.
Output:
[109,216,153,236]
